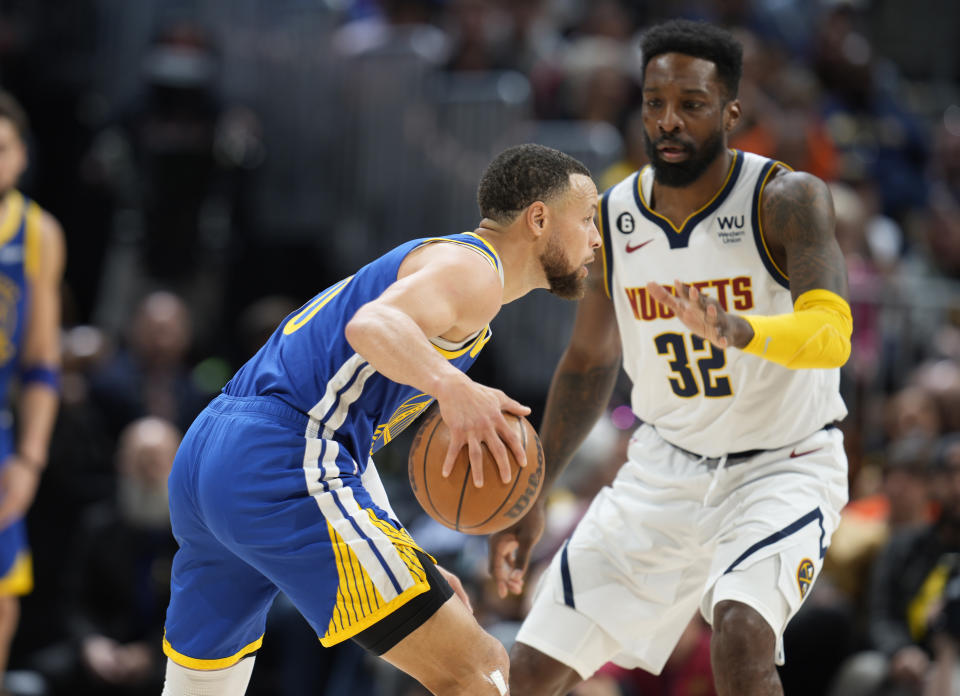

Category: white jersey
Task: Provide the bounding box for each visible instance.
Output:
[599,150,847,457]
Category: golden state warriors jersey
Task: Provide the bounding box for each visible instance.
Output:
[599,150,846,457]
[0,191,40,413]
[225,232,501,467]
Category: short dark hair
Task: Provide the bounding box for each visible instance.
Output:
[0,90,29,141]
[478,144,591,223]
[640,19,743,101]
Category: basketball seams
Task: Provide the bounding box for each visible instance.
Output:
[462,415,526,531]
[420,410,457,527]
[409,410,544,534]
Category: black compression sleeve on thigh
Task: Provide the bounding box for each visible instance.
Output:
[351,550,455,656]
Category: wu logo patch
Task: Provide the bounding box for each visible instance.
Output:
[716,215,745,244]
[617,212,635,234]
[797,558,815,599]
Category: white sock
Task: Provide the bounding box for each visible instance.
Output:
[161,656,256,696]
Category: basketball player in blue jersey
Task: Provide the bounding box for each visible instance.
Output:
[0,91,66,687]
[490,20,852,696]
[161,143,601,696]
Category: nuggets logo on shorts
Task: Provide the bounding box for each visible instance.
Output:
[797,558,815,599]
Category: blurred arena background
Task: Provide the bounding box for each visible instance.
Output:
[1,0,959,694]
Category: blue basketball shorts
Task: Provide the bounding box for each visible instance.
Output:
[0,423,31,597]
[163,394,432,670]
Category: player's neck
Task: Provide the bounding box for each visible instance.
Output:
[650,149,734,223]
[472,222,528,304]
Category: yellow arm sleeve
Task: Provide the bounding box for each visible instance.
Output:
[742,289,852,369]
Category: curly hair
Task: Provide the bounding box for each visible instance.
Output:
[640,19,743,101]
[477,144,591,224]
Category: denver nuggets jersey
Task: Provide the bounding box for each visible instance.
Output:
[0,190,40,411]
[225,232,501,466]
[599,150,846,457]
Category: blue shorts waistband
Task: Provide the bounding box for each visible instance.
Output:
[207,393,309,429]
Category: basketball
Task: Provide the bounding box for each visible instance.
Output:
[408,407,544,535]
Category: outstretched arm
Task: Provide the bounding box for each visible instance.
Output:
[648,170,851,370]
[345,243,529,487]
[489,269,621,597]
[0,211,66,529]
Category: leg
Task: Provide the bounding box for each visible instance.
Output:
[711,600,783,696]
[509,641,582,696]
[381,594,509,695]
[0,594,17,678]
[0,522,31,686]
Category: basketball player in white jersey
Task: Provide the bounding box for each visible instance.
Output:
[489,19,852,696]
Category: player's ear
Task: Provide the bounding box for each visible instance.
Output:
[525,201,547,239]
[724,99,741,132]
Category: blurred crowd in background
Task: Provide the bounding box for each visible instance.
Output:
[1,0,960,693]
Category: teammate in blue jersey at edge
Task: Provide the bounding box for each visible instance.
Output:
[161,144,601,696]
[0,91,66,691]
[490,20,852,696]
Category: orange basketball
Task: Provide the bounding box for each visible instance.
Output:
[408,407,544,535]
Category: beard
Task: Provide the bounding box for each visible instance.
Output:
[643,128,725,187]
[540,241,585,300]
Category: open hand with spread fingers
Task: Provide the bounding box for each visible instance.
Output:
[646,280,754,350]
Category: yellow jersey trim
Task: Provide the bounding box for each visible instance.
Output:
[432,325,491,359]
[636,151,740,234]
[755,161,794,280]
[0,191,24,249]
[24,201,42,280]
[0,551,32,596]
[162,632,264,670]
[461,232,503,275]
[418,234,502,284]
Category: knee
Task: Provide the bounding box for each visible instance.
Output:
[712,600,775,658]
[438,634,509,695]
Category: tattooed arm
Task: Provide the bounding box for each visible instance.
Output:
[648,168,852,369]
[489,269,621,597]
[761,168,848,302]
[539,270,623,491]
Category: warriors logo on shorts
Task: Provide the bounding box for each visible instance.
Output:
[797,558,815,599]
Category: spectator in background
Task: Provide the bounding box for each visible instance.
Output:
[15,326,114,665]
[813,5,930,222]
[598,107,648,192]
[84,20,260,350]
[33,417,180,696]
[89,290,211,441]
[0,90,66,694]
[829,435,960,696]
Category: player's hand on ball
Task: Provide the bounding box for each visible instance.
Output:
[489,500,546,598]
[436,377,530,487]
[647,280,749,350]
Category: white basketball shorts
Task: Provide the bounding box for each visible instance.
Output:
[515,423,848,679]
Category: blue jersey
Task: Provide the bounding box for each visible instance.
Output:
[0,190,43,597]
[225,232,502,467]
[0,191,38,399]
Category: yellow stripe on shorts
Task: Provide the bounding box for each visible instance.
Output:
[321,516,432,647]
[0,552,32,596]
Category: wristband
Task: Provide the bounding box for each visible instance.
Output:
[20,365,60,391]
